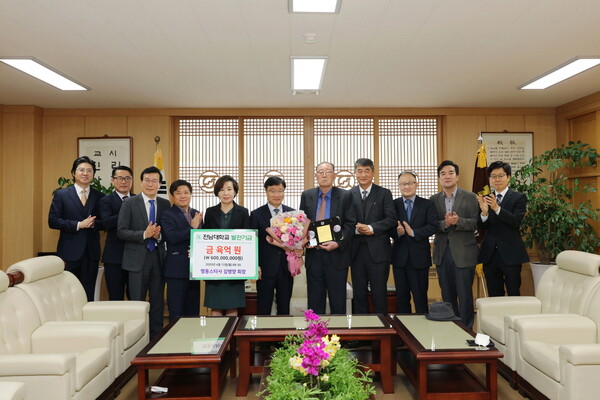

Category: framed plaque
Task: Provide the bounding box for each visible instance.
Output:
[78,136,133,188]
[308,216,343,246]
[481,132,533,172]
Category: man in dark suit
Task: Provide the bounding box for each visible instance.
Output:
[299,162,355,315]
[349,158,396,314]
[391,171,437,314]
[477,161,529,296]
[49,156,104,301]
[118,166,170,338]
[99,165,133,300]
[250,177,295,315]
[430,160,479,328]
[160,180,202,322]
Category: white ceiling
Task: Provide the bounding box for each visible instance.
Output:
[2,0,600,109]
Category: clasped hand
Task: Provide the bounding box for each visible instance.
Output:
[444,212,459,227]
[477,194,499,216]
[144,222,161,239]
[396,220,414,236]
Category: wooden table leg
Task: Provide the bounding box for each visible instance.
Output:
[379,336,394,394]
[418,361,428,400]
[236,338,251,396]
[487,360,498,400]
[229,336,237,378]
[137,367,148,400]
[211,363,219,400]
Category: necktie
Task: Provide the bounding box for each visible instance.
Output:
[316,193,327,221]
[496,193,503,204]
[80,189,87,206]
[147,200,156,252]
[273,208,280,215]
[122,195,128,201]
[362,190,368,200]
[405,199,413,221]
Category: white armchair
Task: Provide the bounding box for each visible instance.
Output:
[476,250,600,387]
[0,381,25,400]
[0,270,115,400]
[7,256,149,380]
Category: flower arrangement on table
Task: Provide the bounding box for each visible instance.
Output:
[265,210,309,277]
[258,310,375,400]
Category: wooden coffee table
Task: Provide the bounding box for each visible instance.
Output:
[234,314,396,396]
[131,316,237,400]
[391,315,503,400]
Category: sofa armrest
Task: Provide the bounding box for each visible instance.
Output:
[560,344,600,365]
[514,315,597,344]
[31,322,117,354]
[82,301,149,322]
[0,353,76,376]
[477,296,542,318]
[0,381,25,400]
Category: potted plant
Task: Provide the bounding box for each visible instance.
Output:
[258,310,375,400]
[512,141,599,264]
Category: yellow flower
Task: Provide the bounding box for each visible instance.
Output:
[280,225,287,233]
[284,217,292,223]
[321,374,329,382]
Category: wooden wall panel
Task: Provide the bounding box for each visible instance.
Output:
[85,116,127,138]
[1,107,43,267]
[127,116,172,181]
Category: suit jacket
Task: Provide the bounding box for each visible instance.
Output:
[99,191,129,264]
[478,188,530,265]
[160,205,200,279]
[299,186,355,270]
[391,195,437,269]
[48,185,104,262]
[117,194,170,272]
[430,187,479,268]
[349,184,397,263]
[250,204,295,278]
[203,202,250,230]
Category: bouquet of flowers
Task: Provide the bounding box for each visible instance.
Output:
[258,310,375,400]
[265,210,309,276]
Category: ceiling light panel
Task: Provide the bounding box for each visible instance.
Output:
[520,57,600,90]
[289,0,341,13]
[291,57,327,93]
[0,58,88,91]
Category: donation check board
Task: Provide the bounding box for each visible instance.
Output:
[190,229,258,280]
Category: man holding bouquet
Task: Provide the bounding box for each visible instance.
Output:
[250,177,295,315]
[300,162,356,315]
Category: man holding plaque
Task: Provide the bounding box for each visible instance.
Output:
[300,162,355,315]
[349,158,397,314]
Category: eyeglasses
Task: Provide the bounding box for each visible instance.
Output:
[316,170,334,175]
[76,168,94,174]
[112,176,133,182]
[399,181,417,187]
[490,174,507,179]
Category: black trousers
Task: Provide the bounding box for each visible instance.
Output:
[393,264,430,314]
[306,250,348,315]
[66,251,98,302]
[436,246,475,328]
[104,262,129,300]
[166,277,200,322]
[351,242,389,314]
[256,255,293,315]
[484,248,522,297]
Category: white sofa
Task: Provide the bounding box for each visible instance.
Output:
[476,250,600,387]
[0,381,25,400]
[0,270,116,400]
[7,256,149,381]
[514,277,600,400]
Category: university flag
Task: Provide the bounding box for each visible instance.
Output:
[472,138,489,296]
[473,141,491,196]
[154,143,169,199]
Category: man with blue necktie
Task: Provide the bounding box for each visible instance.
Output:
[391,171,437,314]
[118,166,170,338]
